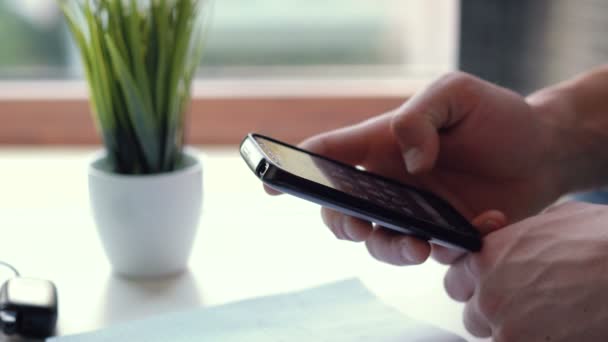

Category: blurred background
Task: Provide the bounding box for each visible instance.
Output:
[0,0,457,81]
[460,0,608,94]
[3,0,608,93]
[3,0,608,146]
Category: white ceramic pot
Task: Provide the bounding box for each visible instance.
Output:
[88,150,202,278]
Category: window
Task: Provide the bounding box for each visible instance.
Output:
[0,0,458,80]
[201,0,458,80]
[0,1,66,79]
[0,0,459,144]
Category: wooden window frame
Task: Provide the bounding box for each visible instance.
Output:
[0,79,421,145]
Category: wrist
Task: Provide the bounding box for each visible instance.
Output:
[527,74,608,194]
[526,87,577,196]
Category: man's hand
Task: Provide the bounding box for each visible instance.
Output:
[290,72,565,265]
[444,202,608,341]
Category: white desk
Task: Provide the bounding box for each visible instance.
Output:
[0,148,486,341]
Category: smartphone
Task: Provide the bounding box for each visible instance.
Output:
[240,133,481,251]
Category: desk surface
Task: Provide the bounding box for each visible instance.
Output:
[0,148,486,341]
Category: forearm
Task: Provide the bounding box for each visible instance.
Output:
[527,65,608,194]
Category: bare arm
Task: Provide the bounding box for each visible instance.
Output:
[528,65,608,193]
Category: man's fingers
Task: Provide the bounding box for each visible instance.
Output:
[365,228,431,265]
[431,244,466,265]
[263,114,393,196]
[263,184,282,195]
[299,112,394,166]
[542,200,591,215]
[391,110,441,174]
[463,292,492,338]
[321,208,433,266]
[390,72,482,174]
[432,209,508,265]
[444,256,476,302]
[321,208,373,242]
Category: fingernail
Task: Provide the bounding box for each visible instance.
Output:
[333,214,347,240]
[483,219,499,230]
[404,148,423,173]
[400,242,416,263]
[342,217,357,240]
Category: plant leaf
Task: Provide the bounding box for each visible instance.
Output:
[105,34,161,170]
[59,0,210,173]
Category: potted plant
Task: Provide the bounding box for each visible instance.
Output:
[60,0,209,277]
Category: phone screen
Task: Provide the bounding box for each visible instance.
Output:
[255,136,453,228]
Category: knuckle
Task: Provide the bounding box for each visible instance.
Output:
[545,200,591,215]
[436,71,476,89]
[436,71,481,105]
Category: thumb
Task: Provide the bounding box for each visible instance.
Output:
[390,108,442,174]
[390,72,483,174]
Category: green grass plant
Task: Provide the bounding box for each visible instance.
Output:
[59,0,209,174]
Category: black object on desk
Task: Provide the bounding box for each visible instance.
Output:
[0,277,58,338]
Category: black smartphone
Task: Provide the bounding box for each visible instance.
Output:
[240,133,481,251]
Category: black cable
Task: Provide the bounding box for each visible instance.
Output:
[0,261,19,277]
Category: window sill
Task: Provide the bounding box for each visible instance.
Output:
[0,79,422,145]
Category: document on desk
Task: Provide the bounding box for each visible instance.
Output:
[48,279,463,342]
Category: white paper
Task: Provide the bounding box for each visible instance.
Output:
[48,279,464,342]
